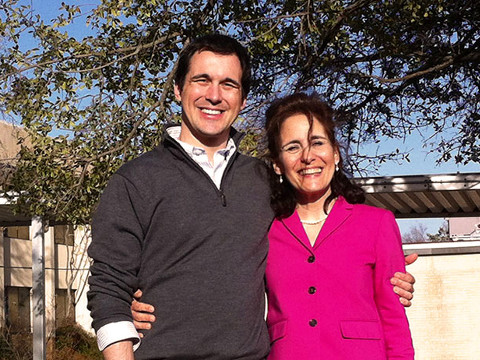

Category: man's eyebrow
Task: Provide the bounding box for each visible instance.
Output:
[190,74,241,87]
[190,73,211,80]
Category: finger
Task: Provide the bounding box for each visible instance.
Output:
[390,277,414,294]
[132,311,156,323]
[399,297,412,308]
[132,300,155,313]
[133,289,143,300]
[133,320,152,330]
[139,333,144,338]
[393,271,415,285]
[404,253,418,266]
[393,285,413,301]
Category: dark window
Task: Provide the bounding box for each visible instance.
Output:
[5,226,30,240]
[55,289,75,326]
[54,225,74,246]
[6,286,31,332]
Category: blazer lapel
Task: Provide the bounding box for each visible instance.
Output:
[313,196,353,250]
[280,210,312,250]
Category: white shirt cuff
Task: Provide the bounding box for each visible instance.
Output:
[96,321,141,352]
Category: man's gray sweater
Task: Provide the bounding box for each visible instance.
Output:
[88,129,274,359]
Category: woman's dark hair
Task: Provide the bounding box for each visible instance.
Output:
[174,33,251,99]
[264,92,365,218]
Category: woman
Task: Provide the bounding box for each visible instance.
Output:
[263,92,413,359]
[131,93,415,359]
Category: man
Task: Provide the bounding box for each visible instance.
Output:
[87,34,416,360]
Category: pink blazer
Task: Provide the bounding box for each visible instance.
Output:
[266,196,414,359]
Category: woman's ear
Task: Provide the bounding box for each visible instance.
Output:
[334,147,340,164]
[273,161,283,176]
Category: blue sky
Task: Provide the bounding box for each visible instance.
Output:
[18,0,480,235]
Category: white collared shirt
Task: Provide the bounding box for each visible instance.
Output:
[167,126,237,189]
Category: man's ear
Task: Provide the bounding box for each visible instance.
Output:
[174,84,182,101]
[240,97,247,111]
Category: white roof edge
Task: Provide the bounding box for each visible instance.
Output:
[404,240,480,250]
[355,172,480,192]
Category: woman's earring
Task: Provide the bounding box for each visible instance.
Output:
[279,175,283,183]
[335,163,339,171]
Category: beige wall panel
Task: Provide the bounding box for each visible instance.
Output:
[7,268,32,287]
[406,253,480,359]
[72,227,93,332]
[56,269,73,289]
[55,244,71,269]
[8,238,32,267]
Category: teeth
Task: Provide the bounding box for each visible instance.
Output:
[202,109,222,115]
[302,168,322,175]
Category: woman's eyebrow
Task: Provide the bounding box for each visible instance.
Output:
[310,134,328,140]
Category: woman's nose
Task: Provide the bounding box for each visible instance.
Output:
[300,145,314,163]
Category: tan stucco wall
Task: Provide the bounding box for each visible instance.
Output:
[0,120,29,161]
[405,253,480,359]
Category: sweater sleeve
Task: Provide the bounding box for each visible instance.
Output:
[374,211,415,359]
[87,173,144,332]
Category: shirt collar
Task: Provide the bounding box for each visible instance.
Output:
[166,126,236,158]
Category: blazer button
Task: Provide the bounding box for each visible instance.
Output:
[307,255,315,263]
[308,286,316,294]
[309,319,318,327]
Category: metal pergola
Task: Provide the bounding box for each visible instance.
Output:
[357,172,480,218]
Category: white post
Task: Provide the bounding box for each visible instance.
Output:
[31,216,46,360]
[44,224,55,341]
[0,227,5,328]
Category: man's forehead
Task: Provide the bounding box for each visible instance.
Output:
[188,50,243,77]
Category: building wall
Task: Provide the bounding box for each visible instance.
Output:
[0,120,27,161]
[404,248,480,359]
[448,216,480,239]
[1,224,92,334]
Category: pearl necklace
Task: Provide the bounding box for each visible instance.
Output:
[300,217,327,225]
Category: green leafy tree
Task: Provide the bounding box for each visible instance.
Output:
[0,0,479,224]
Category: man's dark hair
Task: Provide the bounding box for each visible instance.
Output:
[174,34,251,99]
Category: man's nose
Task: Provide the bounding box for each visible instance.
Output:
[205,84,221,104]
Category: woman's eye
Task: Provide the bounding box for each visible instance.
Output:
[284,145,301,153]
[312,141,325,147]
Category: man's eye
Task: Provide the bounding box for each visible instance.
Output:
[223,82,239,89]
